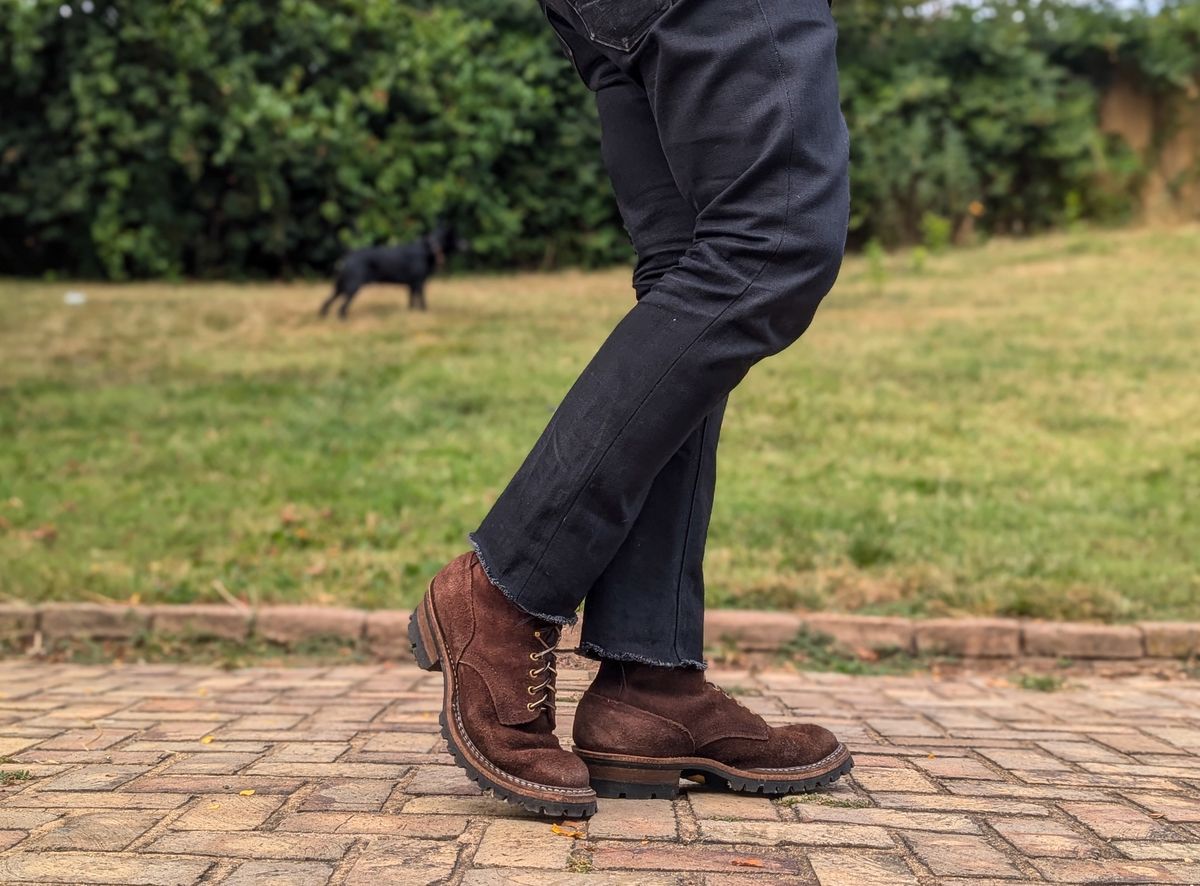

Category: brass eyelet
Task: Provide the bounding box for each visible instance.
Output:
[526,701,537,711]
[529,669,538,679]
[533,630,541,638]
[529,652,539,661]
[527,685,538,694]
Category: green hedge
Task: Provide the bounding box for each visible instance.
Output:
[836,0,1198,246]
[1,0,1197,278]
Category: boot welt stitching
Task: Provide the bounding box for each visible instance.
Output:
[451,700,595,795]
[730,746,850,773]
[577,744,849,776]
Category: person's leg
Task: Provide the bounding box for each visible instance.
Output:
[405,17,728,819]
[472,0,849,624]
[524,0,855,797]
[570,61,721,670]
[411,0,852,814]
[579,402,723,669]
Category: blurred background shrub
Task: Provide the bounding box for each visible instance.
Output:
[1,0,1197,279]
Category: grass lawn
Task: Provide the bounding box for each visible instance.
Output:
[2,226,1198,622]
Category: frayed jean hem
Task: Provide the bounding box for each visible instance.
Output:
[578,640,707,670]
[468,533,578,626]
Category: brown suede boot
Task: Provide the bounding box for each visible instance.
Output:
[572,661,853,799]
[408,552,597,817]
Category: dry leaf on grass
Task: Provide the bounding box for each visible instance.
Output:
[28,524,57,544]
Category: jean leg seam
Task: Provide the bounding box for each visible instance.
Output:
[510,0,795,600]
[671,412,712,663]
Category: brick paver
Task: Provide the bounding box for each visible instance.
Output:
[0,661,1197,884]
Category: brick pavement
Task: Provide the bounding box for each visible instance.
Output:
[0,660,1197,885]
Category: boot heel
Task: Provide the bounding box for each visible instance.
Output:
[408,597,442,672]
[582,759,681,800]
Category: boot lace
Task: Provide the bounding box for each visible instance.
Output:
[525,628,558,713]
[708,681,753,713]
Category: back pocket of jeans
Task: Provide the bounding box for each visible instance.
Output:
[564,0,675,52]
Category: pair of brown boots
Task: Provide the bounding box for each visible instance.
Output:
[408,553,853,817]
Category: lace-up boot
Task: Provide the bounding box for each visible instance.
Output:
[409,552,596,817]
[572,661,852,799]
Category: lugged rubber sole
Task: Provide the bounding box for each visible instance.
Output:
[408,593,598,819]
[577,746,855,800]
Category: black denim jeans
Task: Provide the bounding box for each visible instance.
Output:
[470,0,849,668]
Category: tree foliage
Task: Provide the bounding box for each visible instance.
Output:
[1,0,1196,278]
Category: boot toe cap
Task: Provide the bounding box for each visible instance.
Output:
[779,723,842,762]
[501,747,592,790]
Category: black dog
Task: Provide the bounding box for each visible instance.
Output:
[319,224,466,318]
